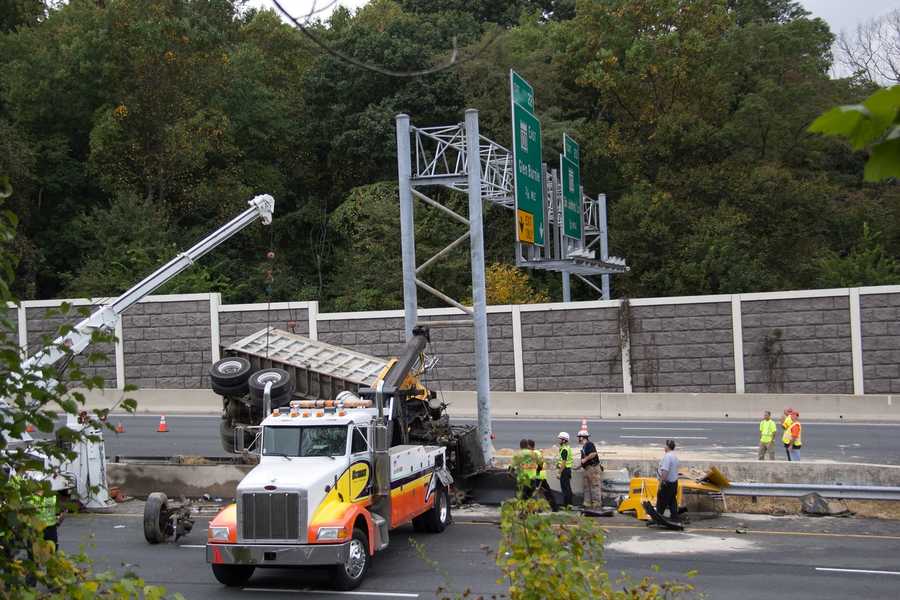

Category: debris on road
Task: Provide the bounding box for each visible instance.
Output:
[800,492,853,517]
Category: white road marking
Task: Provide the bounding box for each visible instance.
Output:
[619,435,708,440]
[179,544,206,548]
[620,428,707,431]
[244,589,419,597]
[815,567,900,576]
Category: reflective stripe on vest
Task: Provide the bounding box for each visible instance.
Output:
[517,449,537,478]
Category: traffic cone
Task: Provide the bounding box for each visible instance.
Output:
[157,415,169,433]
[115,421,125,434]
[580,418,588,431]
[26,423,35,433]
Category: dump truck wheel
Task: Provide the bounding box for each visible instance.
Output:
[248,368,293,403]
[143,492,170,544]
[211,564,255,587]
[332,527,370,590]
[423,486,451,533]
[210,358,253,388]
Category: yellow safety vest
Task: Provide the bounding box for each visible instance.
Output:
[533,449,547,480]
[515,449,537,479]
[781,415,794,445]
[558,445,573,469]
[759,419,776,444]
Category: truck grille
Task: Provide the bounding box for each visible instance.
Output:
[239,492,302,541]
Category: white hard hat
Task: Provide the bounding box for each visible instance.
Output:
[577,429,590,438]
[558,431,570,441]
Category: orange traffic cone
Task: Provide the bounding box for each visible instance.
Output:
[26,423,35,433]
[580,418,588,431]
[157,415,169,433]
[115,421,125,434]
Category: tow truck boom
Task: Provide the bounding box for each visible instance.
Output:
[20,194,274,377]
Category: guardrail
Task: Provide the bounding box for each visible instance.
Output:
[602,481,900,501]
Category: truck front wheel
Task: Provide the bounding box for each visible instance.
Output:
[211,564,255,587]
[332,527,370,590]
[423,486,451,533]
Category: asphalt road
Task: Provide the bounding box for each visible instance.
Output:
[94,415,900,465]
[60,511,900,599]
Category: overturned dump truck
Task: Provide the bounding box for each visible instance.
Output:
[205,326,474,589]
[208,326,485,480]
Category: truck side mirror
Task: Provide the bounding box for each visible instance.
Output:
[235,425,261,455]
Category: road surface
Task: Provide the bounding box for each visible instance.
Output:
[94,415,900,465]
[60,509,900,599]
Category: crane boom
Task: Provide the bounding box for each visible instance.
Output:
[20,194,275,376]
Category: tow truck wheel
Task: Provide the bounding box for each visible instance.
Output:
[423,486,451,533]
[211,564,255,587]
[332,527,370,590]
[143,492,170,544]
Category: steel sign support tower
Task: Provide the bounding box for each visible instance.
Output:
[396,114,418,339]
[464,109,494,463]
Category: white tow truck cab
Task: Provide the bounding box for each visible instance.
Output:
[206,393,452,590]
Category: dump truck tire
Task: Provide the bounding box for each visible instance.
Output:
[143,492,170,544]
[210,358,253,388]
[211,564,255,587]
[248,368,293,403]
[211,379,250,398]
[332,527,370,590]
[423,486,451,533]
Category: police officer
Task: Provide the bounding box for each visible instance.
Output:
[557,432,574,508]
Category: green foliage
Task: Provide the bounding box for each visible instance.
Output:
[817,223,900,287]
[496,497,696,600]
[481,263,549,305]
[809,86,900,181]
[0,180,173,598]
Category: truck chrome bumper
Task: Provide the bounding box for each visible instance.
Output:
[206,542,351,566]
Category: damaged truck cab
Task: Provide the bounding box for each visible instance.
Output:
[207,388,452,589]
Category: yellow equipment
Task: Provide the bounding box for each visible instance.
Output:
[617,467,730,521]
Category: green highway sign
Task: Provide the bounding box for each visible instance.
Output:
[511,70,535,113]
[561,153,582,240]
[563,133,580,165]
[510,70,544,246]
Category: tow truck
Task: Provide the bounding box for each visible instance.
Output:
[206,326,454,590]
[1,194,275,509]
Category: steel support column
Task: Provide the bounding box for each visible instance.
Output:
[464,109,493,464]
[396,114,418,339]
[599,194,611,300]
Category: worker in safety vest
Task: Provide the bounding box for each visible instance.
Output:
[788,412,802,461]
[511,438,537,499]
[781,407,794,461]
[557,432,574,508]
[528,439,558,512]
[758,410,777,460]
[577,428,603,509]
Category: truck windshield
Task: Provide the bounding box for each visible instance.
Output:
[262,426,347,457]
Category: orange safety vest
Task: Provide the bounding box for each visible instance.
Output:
[781,415,794,445]
[790,422,802,447]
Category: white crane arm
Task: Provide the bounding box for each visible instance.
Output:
[19,194,275,376]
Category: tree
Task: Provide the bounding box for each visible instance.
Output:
[837,9,900,86]
[482,263,549,304]
[817,223,900,287]
[0,179,172,598]
[809,85,900,182]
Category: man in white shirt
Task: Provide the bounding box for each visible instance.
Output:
[656,439,680,521]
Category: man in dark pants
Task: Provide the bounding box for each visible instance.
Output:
[556,432,574,508]
[656,439,680,521]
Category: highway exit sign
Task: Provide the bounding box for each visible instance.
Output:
[510,70,544,246]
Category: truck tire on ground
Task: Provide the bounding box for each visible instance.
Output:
[211,564,255,587]
[210,357,253,388]
[143,492,170,544]
[248,368,294,404]
[331,527,370,590]
[422,486,451,533]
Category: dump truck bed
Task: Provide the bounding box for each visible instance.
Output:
[224,327,388,400]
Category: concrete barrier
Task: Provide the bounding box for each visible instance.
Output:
[107,462,252,499]
[76,388,900,421]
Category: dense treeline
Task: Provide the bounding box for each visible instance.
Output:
[1,0,897,309]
